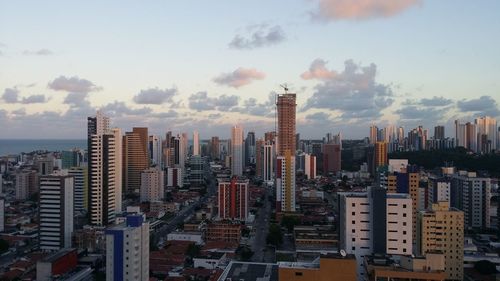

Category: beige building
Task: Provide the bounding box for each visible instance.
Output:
[417,202,464,280]
[364,253,446,281]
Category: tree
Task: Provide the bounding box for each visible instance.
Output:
[281,216,300,233]
[474,260,497,275]
[186,243,201,258]
[0,239,8,254]
[266,224,283,246]
[236,245,254,261]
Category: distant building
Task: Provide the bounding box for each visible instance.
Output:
[417,202,464,280]
[263,143,274,183]
[323,143,341,174]
[475,116,497,153]
[304,153,316,180]
[244,131,256,166]
[193,131,200,156]
[106,214,149,281]
[166,167,183,188]
[123,127,149,193]
[39,173,74,251]
[218,177,248,221]
[210,136,220,160]
[15,169,38,200]
[231,125,244,176]
[148,135,162,168]
[0,199,4,232]
[67,167,88,213]
[140,167,164,202]
[434,125,445,140]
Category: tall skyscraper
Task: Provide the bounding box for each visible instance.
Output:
[369,125,378,144]
[339,188,412,279]
[67,167,88,213]
[148,135,162,168]
[106,214,149,281]
[38,173,74,251]
[276,93,296,156]
[255,138,264,179]
[88,112,122,226]
[263,143,274,183]
[276,150,295,212]
[455,120,478,152]
[210,136,220,160]
[140,167,164,202]
[193,131,200,156]
[417,202,464,280]
[304,153,316,180]
[374,142,388,169]
[218,177,249,221]
[475,116,497,153]
[397,126,405,143]
[231,125,244,176]
[123,127,149,194]
[244,131,256,166]
[434,125,445,140]
[323,143,341,174]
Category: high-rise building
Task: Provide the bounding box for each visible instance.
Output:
[323,143,341,174]
[218,177,249,221]
[263,143,274,183]
[374,142,388,169]
[450,171,491,229]
[148,135,162,168]
[166,167,183,188]
[304,153,316,180]
[295,133,300,151]
[276,93,296,156]
[210,136,220,160]
[62,149,85,169]
[276,150,295,212]
[193,131,200,156]
[369,125,378,144]
[434,125,445,140]
[67,167,88,214]
[88,111,122,226]
[123,127,149,194]
[0,199,4,232]
[15,169,38,200]
[140,168,164,202]
[428,176,451,207]
[255,138,264,179]
[244,131,256,166]
[231,125,244,176]
[339,188,412,279]
[417,202,464,280]
[106,214,149,281]
[475,116,497,153]
[38,173,74,251]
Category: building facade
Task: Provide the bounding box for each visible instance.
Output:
[218,177,249,221]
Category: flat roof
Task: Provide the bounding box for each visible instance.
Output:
[40,248,76,263]
[218,261,278,281]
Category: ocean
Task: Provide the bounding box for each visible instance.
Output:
[0,139,87,156]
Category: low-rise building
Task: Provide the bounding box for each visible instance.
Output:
[364,253,446,281]
[167,231,204,245]
[278,253,357,281]
[206,222,241,243]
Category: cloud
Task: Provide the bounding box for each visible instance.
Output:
[23,48,53,55]
[395,105,448,121]
[234,92,276,117]
[20,94,47,104]
[457,96,500,117]
[302,59,394,120]
[311,0,421,21]
[229,25,286,49]
[403,96,454,107]
[64,92,89,107]
[100,101,152,117]
[306,112,331,121]
[188,92,239,112]
[213,67,265,88]
[301,59,337,80]
[1,88,47,104]
[2,88,19,103]
[152,110,179,118]
[48,76,101,93]
[133,87,177,104]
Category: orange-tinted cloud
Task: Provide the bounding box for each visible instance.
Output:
[313,0,421,21]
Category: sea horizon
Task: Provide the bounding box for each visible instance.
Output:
[0,139,87,156]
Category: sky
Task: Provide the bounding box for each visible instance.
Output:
[1,0,499,139]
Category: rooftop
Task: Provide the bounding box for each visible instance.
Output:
[218,261,278,281]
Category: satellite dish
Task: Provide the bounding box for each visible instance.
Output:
[340,249,347,257]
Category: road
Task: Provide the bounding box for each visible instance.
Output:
[153,165,216,247]
[250,186,274,263]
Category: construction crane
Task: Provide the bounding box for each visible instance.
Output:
[279,84,288,94]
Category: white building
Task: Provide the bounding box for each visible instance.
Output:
[263,144,274,183]
[304,153,316,180]
[276,152,296,212]
[166,167,183,187]
[339,188,412,279]
[231,125,244,176]
[67,167,87,214]
[475,116,497,152]
[39,173,74,251]
[140,167,164,202]
[428,176,451,206]
[193,131,200,156]
[106,214,149,281]
[149,135,162,168]
[167,231,203,245]
[88,111,122,226]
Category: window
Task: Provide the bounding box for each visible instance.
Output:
[403,204,407,208]
[352,212,355,215]
[352,220,355,224]
[352,246,356,250]
[295,272,303,276]
[352,238,356,242]
[352,203,355,207]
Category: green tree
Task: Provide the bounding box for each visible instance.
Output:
[186,243,201,258]
[266,224,283,246]
[281,216,300,233]
[474,260,497,275]
[236,246,254,261]
[0,239,9,254]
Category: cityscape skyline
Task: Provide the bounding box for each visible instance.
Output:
[1,0,500,139]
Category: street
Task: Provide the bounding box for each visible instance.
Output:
[250,186,274,263]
